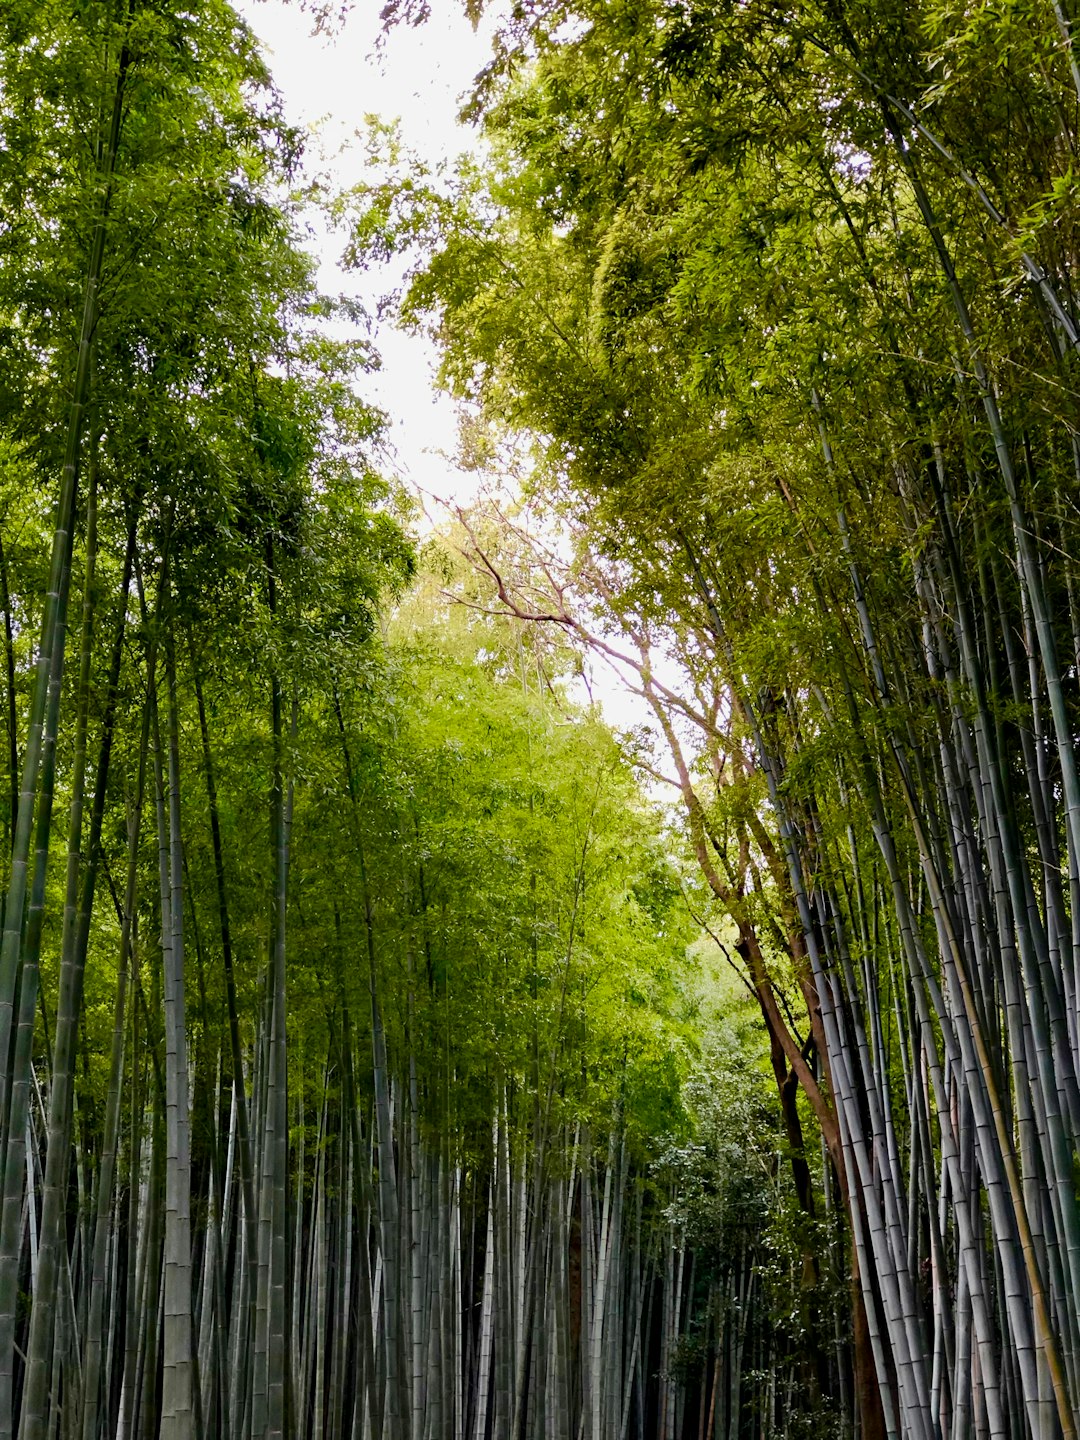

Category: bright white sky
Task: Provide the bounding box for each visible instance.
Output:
[237,0,496,507]
[236,0,672,746]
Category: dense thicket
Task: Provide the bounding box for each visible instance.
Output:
[362,0,1080,1437]
[0,4,746,1440]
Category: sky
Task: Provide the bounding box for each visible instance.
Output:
[236,0,496,509]
[235,0,669,744]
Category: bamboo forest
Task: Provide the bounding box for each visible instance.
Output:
[12,0,1080,1438]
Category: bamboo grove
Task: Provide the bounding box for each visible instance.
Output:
[357,0,1080,1437]
[0,3,782,1440]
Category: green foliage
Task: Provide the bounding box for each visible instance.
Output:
[339,0,1080,1432]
